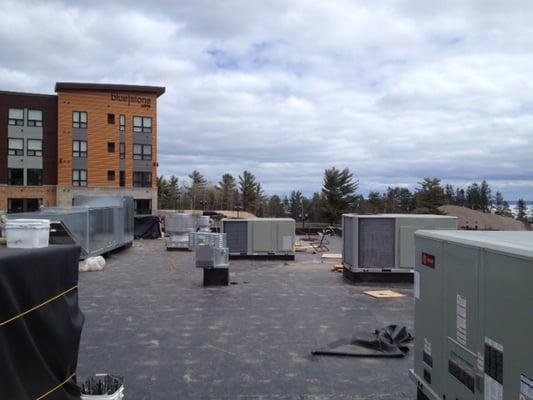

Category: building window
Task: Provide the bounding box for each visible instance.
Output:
[119,171,125,187]
[133,116,152,133]
[119,142,125,159]
[8,168,23,185]
[27,169,43,186]
[108,142,115,153]
[72,169,87,186]
[107,170,115,181]
[73,140,87,157]
[133,171,151,187]
[27,110,43,127]
[72,111,88,128]
[134,199,152,215]
[119,114,126,131]
[27,139,43,156]
[8,108,24,126]
[8,198,41,213]
[108,113,115,124]
[8,138,24,155]
[133,144,151,160]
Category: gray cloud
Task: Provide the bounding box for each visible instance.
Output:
[1,0,532,199]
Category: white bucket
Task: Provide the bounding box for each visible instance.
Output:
[5,219,50,248]
[80,374,124,400]
[80,386,124,400]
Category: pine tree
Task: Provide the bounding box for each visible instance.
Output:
[308,192,323,222]
[516,198,528,221]
[444,184,455,204]
[188,170,207,210]
[265,195,285,217]
[216,173,238,210]
[239,170,260,213]
[289,190,304,220]
[455,188,466,206]
[480,180,492,212]
[466,183,482,210]
[320,167,358,224]
[168,175,179,210]
[384,187,414,213]
[493,191,512,217]
[415,178,445,213]
[494,191,504,215]
[157,176,170,209]
[367,191,384,213]
[254,183,267,217]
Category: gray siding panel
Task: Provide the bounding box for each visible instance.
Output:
[8,125,43,139]
[133,132,152,144]
[72,128,88,140]
[133,160,152,171]
[72,157,87,170]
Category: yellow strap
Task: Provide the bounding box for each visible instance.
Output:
[36,372,76,400]
[0,285,78,328]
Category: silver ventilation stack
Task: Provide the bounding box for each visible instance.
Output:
[189,232,229,268]
[189,231,230,286]
[165,213,195,250]
[197,216,211,232]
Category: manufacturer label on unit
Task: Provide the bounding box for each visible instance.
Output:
[484,337,503,400]
[414,270,420,299]
[421,252,435,268]
[456,294,467,346]
[485,374,503,400]
[282,235,292,251]
[520,374,533,400]
[477,351,484,371]
[423,338,433,368]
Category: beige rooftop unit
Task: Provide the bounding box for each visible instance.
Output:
[221,218,295,259]
[342,214,457,282]
[411,230,533,400]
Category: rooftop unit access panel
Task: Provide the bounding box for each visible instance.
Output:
[224,220,248,254]
[358,218,395,268]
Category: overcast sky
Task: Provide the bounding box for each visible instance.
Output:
[1,0,532,200]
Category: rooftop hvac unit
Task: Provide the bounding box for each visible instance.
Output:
[410,231,533,400]
[342,214,457,282]
[189,231,230,286]
[9,196,134,259]
[221,218,295,259]
[165,213,195,250]
[189,232,229,269]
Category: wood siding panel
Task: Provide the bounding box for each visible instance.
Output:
[57,90,158,188]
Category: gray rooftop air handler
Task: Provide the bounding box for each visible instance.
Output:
[222,218,295,259]
[342,214,457,282]
[9,196,134,259]
[410,231,533,400]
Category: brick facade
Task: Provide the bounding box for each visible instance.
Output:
[0,185,57,209]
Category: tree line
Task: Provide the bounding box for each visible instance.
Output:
[158,168,531,224]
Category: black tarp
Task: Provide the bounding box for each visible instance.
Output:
[312,325,413,357]
[134,215,161,239]
[0,245,84,399]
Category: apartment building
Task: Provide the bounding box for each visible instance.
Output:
[0,82,165,214]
